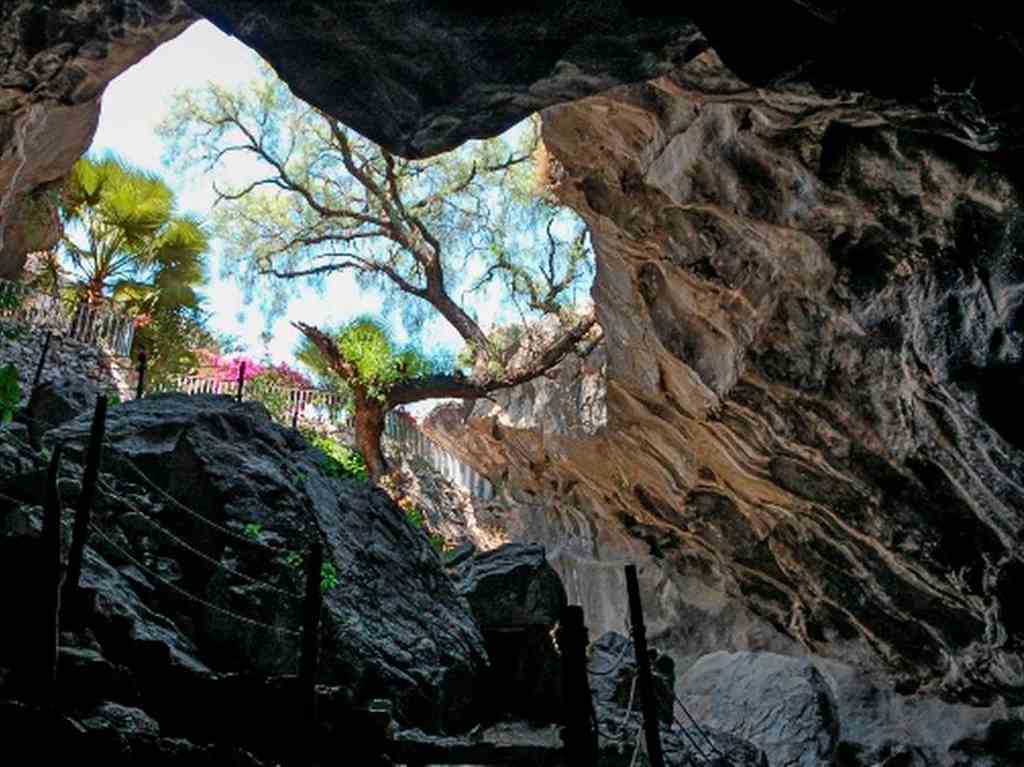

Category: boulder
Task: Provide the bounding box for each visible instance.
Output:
[676,652,839,767]
[450,542,567,628]
[816,658,1024,767]
[81,702,161,738]
[589,632,766,767]
[449,543,567,723]
[24,378,100,433]
[43,393,488,731]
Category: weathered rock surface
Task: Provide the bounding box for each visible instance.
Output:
[588,632,767,767]
[427,48,1024,705]
[448,543,566,724]
[1,390,486,760]
[38,393,487,730]
[450,542,567,628]
[183,2,707,158]
[817,657,1024,767]
[0,1,195,276]
[0,323,129,406]
[677,651,839,767]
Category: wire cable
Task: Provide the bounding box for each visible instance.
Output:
[675,693,730,762]
[108,445,294,554]
[88,521,303,637]
[95,474,302,601]
[587,636,633,677]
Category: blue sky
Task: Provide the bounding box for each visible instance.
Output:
[88,20,490,367]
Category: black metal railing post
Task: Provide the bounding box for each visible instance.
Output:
[625,564,666,767]
[32,331,52,390]
[61,396,107,625]
[236,361,246,403]
[40,444,64,705]
[556,604,598,766]
[135,349,148,400]
[299,540,324,763]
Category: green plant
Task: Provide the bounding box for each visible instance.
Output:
[310,435,368,482]
[320,561,339,593]
[405,507,425,528]
[428,533,446,553]
[243,522,263,539]
[0,364,22,424]
[283,550,339,593]
[0,289,24,342]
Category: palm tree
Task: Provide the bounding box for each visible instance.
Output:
[59,154,208,314]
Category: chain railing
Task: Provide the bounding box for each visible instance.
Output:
[0,278,136,356]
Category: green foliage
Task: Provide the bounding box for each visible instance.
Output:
[320,561,339,592]
[0,289,25,343]
[243,523,263,539]
[283,550,340,593]
[0,364,21,424]
[402,505,446,553]
[337,317,433,399]
[405,507,425,528]
[58,153,212,386]
[245,368,294,422]
[159,68,593,341]
[296,315,440,404]
[310,434,369,482]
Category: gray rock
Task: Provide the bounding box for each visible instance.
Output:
[81,702,160,738]
[48,393,487,731]
[24,378,99,434]
[450,542,567,627]
[589,633,767,767]
[449,543,567,724]
[815,658,1024,767]
[677,651,839,767]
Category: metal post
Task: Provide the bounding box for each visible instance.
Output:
[135,349,147,400]
[300,541,324,725]
[61,396,107,624]
[41,443,64,705]
[556,604,598,767]
[236,361,246,403]
[32,331,52,390]
[625,564,666,767]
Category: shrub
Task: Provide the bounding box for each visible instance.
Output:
[310,435,368,482]
[0,364,21,424]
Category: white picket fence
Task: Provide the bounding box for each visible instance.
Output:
[155,374,494,500]
[0,278,136,356]
[385,412,494,501]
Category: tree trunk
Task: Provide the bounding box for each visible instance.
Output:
[353,391,388,481]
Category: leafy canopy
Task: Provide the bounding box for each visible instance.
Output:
[157,65,594,347]
[296,316,438,402]
[57,154,214,386]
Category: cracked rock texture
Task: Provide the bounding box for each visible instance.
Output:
[427,47,1024,708]
[0,0,195,276]
[2,0,1024,721]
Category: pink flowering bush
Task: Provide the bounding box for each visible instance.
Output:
[196,350,313,388]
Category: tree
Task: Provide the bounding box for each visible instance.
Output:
[58,154,212,385]
[160,67,601,480]
[296,316,440,477]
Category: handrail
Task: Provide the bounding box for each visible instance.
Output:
[0,278,137,356]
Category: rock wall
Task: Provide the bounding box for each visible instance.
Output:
[426,48,1024,706]
[0,323,131,402]
[0,0,195,276]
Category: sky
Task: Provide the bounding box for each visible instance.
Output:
[87,20,499,368]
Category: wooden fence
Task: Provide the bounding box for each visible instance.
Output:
[0,278,136,357]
